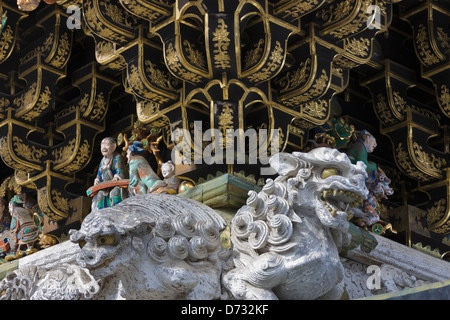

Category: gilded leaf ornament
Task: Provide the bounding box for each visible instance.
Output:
[48,33,71,69]
[165,43,203,83]
[427,199,446,228]
[439,85,450,113]
[412,142,446,176]
[416,24,441,66]
[212,18,231,70]
[12,136,47,163]
[183,40,206,69]
[51,190,70,213]
[345,37,370,57]
[247,41,284,83]
[0,25,13,61]
[59,139,90,174]
[395,143,430,182]
[281,0,321,19]
[244,39,264,70]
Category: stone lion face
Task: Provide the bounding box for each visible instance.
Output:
[270,148,369,219]
[69,214,138,280]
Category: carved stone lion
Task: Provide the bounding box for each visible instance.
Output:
[222,147,369,300]
[68,194,228,299]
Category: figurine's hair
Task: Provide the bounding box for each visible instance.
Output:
[101,137,116,145]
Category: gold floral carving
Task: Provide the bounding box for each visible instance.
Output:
[288,58,311,88]
[326,0,376,39]
[395,143,430,182]
[345,37,370,57]
[144,60,172,89]
[0,176,22,198]
[20,86,52,121]
[137,100,160,121]
[303,99,328,118]
[416,24,440,66]
[316,0,355,24]
[438,85,450,113]
[59,139,90,174]
[122,0,163,22]
[165,43,203,83]
[244,39,264,69]
[37,187,68,221]
[218,103,234,148]
[374,93,396,125]
[212,18,231,70]
[280,0,321,19]
[412,141,446,176]
[183,40,206,69]
[100,0,134,28]
[48,33,71,69]
[12,136,47,163]
[283,69,329,107]
[89,92,107,121]
[128,64,171,102]
[83,1,129,44]
[14,82,37,112]
[436,27,450,51]
[0,25,14,61]
[427,199,446,228]
[0,137,39,172]
[0,97,9,118]
[51,190,70,213]
[52,138,76,165]
[247,41,284,83]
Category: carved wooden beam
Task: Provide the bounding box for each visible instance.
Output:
[363,60,447,182]
[400,0,450,119]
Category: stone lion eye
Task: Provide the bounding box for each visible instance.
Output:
[321,168,339,179]
[97,235,116,246]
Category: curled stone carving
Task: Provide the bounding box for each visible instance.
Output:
[222,147,370,300]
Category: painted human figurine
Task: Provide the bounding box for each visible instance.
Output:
[91,137,127,211]
[151,161,182,194]
[127,141,165,195]
[4,196,39,261]
[346,130,377,182]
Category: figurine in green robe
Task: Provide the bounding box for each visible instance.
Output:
[91,137,127,211]
[126,141,165,196]
[346,130,378,182]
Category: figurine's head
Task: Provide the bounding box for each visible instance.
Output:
[9,195,24,213]
[359,130,377,153]
[100,137,117,158]
[126,141,145,162]
[161,161,175,178]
